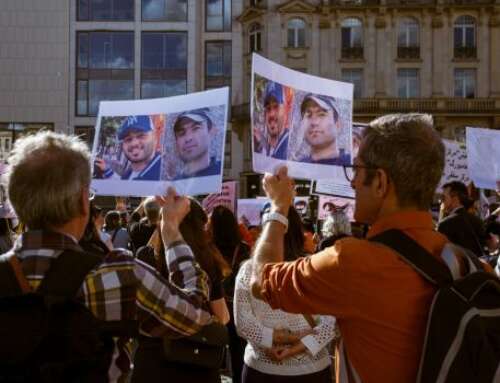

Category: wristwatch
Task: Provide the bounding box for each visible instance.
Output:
[262,211,289,232]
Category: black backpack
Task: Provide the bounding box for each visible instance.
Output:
[0,249,115,382]
[371,229,500,383]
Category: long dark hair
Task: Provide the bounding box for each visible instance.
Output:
[209,205,241,264]
[178,199,230,280]
[283,206,305,262]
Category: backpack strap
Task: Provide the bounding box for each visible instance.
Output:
[111,229,119,244]
[37,249,102,299]
[370,229,452,287]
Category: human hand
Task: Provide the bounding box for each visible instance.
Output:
[94,158,108,173]
[262,166,294,215]
[273,328,315,345]
[265,341,307,362]
[155,187,190,246]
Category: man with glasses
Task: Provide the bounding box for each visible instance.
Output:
[248,114,466,382]
[0,131,211,381]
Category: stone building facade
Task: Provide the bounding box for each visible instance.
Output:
[233,0,500,193]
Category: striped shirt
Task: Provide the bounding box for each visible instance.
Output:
[13,230,212,338]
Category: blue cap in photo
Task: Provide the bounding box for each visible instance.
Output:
[118,115,153,140]
[264,81,284,105]
[300,94,339,121]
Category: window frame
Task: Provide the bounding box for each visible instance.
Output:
[287,18,306,48]
[77,0,135,22]
[76,31,135,117]
[249,23,262,53]
[140,31,188,99]
[454,15,477,59]
[341,18,364,59]
[205,40,232,90]
[454,68,476,98]
[341,68,363,99]
[397,68,420,99]
[205,0,232,32]
[141,0,188,22]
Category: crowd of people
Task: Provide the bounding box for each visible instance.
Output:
[0,113,499,383]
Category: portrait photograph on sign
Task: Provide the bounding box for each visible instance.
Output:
[91,87,229,197]
[466,127,500,191]
[251,54,353,181]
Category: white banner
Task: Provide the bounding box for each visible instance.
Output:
[466,127,500,191]
[436,139,470,191]
[91,88,229,197]
[251,53,353,181]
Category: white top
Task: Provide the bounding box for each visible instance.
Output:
[234,260,336,376]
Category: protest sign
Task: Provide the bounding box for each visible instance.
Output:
[237,198,269,226]
[251,53,353,181]
[436,139,470,191]
[202,181,237,215]
[91,88,229,197]
[0,163,16,219]
[466,127,500,191]
[312,123,366,198]
[293,196,310,216]
[317,195,355,221]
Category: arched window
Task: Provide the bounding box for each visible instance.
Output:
[454,15,476,58]
[249,23,262,53]
[341,18,363,59]
[287,18,306,48]
[398,17,419,59]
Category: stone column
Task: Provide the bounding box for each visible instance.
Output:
[421,13,433,97]
[431,14,445,96]
[375,14,387,96]
[478,9,489,97]
[319,17,331,78]
[490,9,500,96]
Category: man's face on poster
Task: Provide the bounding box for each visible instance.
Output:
[175,118,211,163]
[264,97,285,140]
[303,100,340,151]
[122,130,156,165]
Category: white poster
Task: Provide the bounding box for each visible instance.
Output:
[436,139,470,191]
[293,196,310,216]
[237,198,269,226]
[466,127,500,191]
[251,53,353,180]
[202,181,237,215]
[91,88,229,197]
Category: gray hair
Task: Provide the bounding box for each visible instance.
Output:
[360,114,445,209]
[4,131,91,229]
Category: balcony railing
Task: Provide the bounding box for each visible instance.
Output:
[330,0,380,5]
[342,47,364,60]
[454,46,477,59]
[397,46,420,59]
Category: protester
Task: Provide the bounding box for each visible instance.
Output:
[79,203,112,256]
[104,210,130,250]
[298,94,349,165]
[248,114,482,382]
[129,196,159,253]
[235,207,336,383]
[95,115,162,180]
[209,205,251,383]
[173,108,221,179]
[0,131,212,381]
[0,218,14,254]
[438,181,488,257]
[132,198,231,383]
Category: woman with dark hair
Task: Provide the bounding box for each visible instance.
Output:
[79,203,111,257]
[0,218,14,253]
[235,207,336,383]
[208,205,251,383]
[131,198,231,383]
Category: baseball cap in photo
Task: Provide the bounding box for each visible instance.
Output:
[118,115,153,140]
[264,81,284,105]
[174,108,213,132]
[301,94,339,120]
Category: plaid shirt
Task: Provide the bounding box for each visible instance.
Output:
[12,230,212,338]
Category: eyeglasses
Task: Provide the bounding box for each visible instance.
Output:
[342,164,378,183]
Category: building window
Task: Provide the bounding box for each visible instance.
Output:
[454,15,476,59]
[454,68,476,98]
[341,18,363,59]
[341,69,363,99]
[249,23,262,52]
[397,69,419,98]
[287,18,306,48]
[398,17,419,59]
[224,133,232,170]
[74,126,95,149]
[206,0,231,32]
[141,0,188,22]
[77,0,134,21]
[206,41,231,89]
[76,32,134,116]
[141,32,187,99]
[0,123,54,162]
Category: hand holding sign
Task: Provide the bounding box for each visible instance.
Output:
[156,187,190,246]
[262,166,295,214]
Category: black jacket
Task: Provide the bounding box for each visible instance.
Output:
[438,207,487,257]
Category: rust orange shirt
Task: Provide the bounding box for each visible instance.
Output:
[260,211,450,383]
